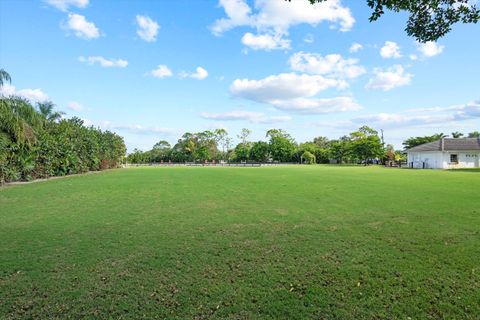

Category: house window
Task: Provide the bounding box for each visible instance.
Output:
[450,154,458,163]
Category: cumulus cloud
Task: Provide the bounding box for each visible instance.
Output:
[180,67,209,80]
[380,41,402,58]
[269,97,361,114]
[354,102,480,127]
[0,84,49,102]
[289,52,366,79]
[241,32,290,51]
[136,15,160,42]
[231,73,347,103]
[366,65,412,91]
[45,0,88,11]
[150,65,173,78]
[66,101,87,112]
[321,100,480,131]
[113,124,175,135]
[212,0,354,50]
[78,56,128,68]
[201,110,291,123]
[64,13,100,39]
[417,41,444,57]
[83,119,176,136]
[349,42,363,53]
[229,73,359,115]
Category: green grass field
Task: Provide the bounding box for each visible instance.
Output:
[1,166,479,319]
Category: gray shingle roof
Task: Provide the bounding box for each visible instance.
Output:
[407,138,480,152]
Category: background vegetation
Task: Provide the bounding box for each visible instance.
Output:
[126,127,478,166]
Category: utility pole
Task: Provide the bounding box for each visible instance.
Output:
[380,129,385,146]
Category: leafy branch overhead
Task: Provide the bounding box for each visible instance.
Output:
[293,0,480,42]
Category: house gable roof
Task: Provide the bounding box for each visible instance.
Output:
[407,138,480,152]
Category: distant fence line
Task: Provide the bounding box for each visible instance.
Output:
[125,162,300,168]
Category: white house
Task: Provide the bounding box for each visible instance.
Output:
[406,138,480,169]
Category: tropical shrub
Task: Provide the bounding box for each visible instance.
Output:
[0,97,126,184]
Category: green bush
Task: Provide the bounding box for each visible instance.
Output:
[302,151,316,164]
[0,97,126,183]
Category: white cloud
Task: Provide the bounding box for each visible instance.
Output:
[231,72,347,103]
[230,73,358,115]
[380,41,402,58]
[269,96,361,114]
[201,110,291,123]
[0,84,49,102]
[45,0,88,11]
[191,67,209,80]
[241,32,290,51]
[150,65,173,78]
[289,51,366,79]
[64,13,100,39]
[409,54,418,61]
[352,101,480,128]
[113,124,175,135]
[83,119,176,136]
[212,0,354,50]
[320,100,480,132]
[211,0,253,35]
[366,65,412,91]
[180,67,209,80]
[66,101,87,112]
[136,15,159,42]
[349,42,363,53]
[417,41,444,57]
[78,56,128,68]
[303,34,314,44]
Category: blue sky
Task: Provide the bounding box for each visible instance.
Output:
[1,0,479,151]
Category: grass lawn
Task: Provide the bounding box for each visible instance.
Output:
[1,166,479,319]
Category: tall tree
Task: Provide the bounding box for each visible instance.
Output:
[37,101,65,122]
[0,69,11,86]
[249,141,270,162]
[297,0,479,42]
[328,137,352,164]
[451,131,464,138]
[468,131,480,138]
[403,133,447,149]
[214,128,229,159]
[312,136,330,148]
[350,126,384,165]
[266,129,297,162]
[237,128,251,147]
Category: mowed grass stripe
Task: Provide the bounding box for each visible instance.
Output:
[1,166,479,319]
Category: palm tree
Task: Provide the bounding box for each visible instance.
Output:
[0,69,11,86]
[0,98,42,145]
[37,101,65,122]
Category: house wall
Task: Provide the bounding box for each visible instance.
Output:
[443,152,480,169]
[407,152,444,169]
[408,151,480,169]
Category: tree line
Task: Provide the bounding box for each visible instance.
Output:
[403,131,480,149]
[0,71,126,183]
[127,126,389,165]
[128,128,479,165]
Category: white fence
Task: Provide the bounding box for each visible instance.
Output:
[125,162,300,168]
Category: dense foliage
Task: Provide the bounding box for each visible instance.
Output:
[299,0,479,42]
[127,126,388,165]
[0,97,126,184]
[129,127,478,165]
